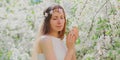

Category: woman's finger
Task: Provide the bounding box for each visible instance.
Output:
[73,28,79,39]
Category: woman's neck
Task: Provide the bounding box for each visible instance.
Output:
[48,32,59,38]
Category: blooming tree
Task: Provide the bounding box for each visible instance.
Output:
[0,0,120,60]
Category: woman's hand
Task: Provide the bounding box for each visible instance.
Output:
[66,31,76,50]
[66,27,79,50]
[72,26,79,42]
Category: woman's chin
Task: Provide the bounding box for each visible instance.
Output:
[55,27,63,31]
[57,29,63,31]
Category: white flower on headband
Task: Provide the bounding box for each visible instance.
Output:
[58,9,63,13]
[44,9,62,17]
[44,13,48,17]
[50,10,53,14]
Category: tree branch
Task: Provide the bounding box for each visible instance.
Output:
[87,0,110,37]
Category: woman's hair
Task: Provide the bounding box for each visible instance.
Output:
[38,5,66,39]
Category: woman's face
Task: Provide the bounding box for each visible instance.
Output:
[50,9,65,32]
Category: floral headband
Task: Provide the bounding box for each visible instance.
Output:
[44,8,63,17]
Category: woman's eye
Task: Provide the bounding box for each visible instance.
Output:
[53,18,57,20]
[61,17,64,19]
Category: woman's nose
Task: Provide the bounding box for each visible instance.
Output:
[57,19,62,24]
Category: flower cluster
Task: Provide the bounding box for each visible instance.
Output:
[44,10,53,17]
[44,8,62,17]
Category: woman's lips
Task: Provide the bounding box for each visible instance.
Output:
[56,26,62,28]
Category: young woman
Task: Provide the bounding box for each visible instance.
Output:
[31,4,79,60]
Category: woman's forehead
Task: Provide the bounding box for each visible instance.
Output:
[52,12,64,17]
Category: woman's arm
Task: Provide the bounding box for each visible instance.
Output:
[31,39,41,60]
[40,38,57,60]
[64,49,74,60]
[71,48,76,60]
[69,27,79,60]
[65,30,77,60]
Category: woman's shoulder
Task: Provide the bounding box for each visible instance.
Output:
[39,35,52,42]
[39,35,53,47]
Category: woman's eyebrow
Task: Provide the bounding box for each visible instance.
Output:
[52,16,58,18]
[60,14,64,17]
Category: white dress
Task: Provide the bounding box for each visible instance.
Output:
[37,35,67,60]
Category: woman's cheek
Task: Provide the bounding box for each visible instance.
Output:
[62,19,65,25]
